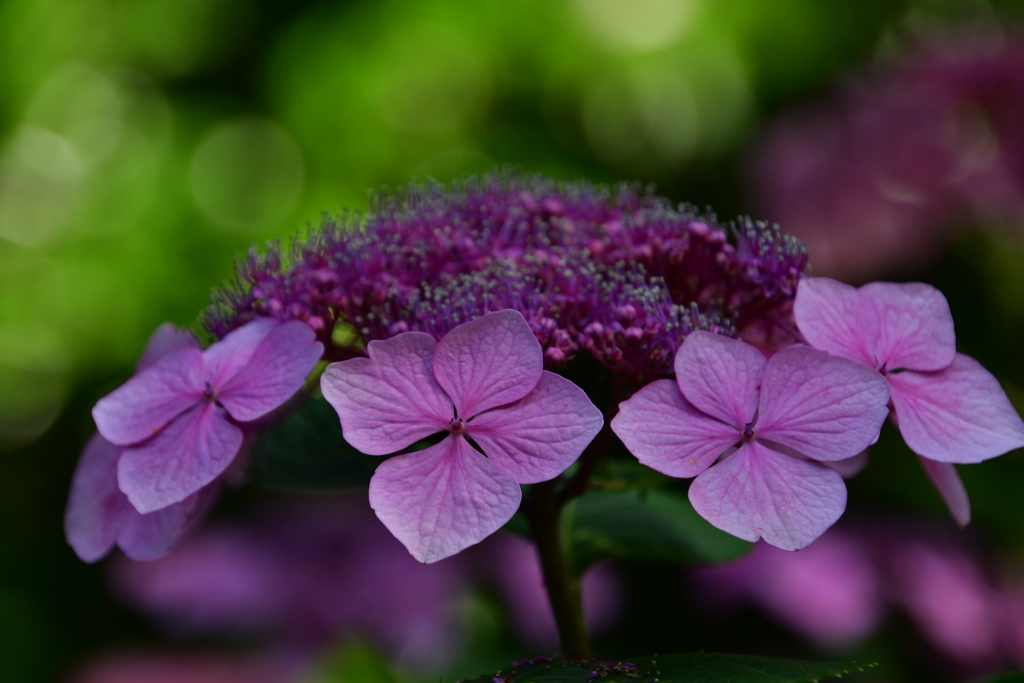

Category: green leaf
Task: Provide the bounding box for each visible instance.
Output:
[976,674,1024,683]
[565,488,751,573]
[461,653,873,683]
[250,397,378,490]
[303,640,408,683]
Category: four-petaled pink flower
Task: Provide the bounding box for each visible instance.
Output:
[320,309,604,563]
[794,277,1024,526]
[65,324,219,562]
[92,319,323,514]
[612,331,890,550]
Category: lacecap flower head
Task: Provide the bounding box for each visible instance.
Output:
[321,309,603,563]
[612,331,890,550]
[203,172,807,382]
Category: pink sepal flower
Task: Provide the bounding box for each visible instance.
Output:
[794,277,1024,525]
[64,434,217,563]
[321,310,604,563]
[92,319,323,513]
[66,324,221,562]
[612,331,889,550]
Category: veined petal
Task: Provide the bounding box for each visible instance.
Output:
[321,333,452,455]
[861,281,956,372]
[64,434,126,563]
[756,346,889,461]
[369,435,522,563]
[93,347,204,446]
[118,402,243,513]
[611,379,738,479]
[888,354,1024,463]
[468,371,603,484]
[674,331,765,429]
[136,323,201,371]
[688,441,847,551]
[202,318,279,388]
[918,457,971,527]
[217,321,323,422]
[432,310,543,419]
[793,277,879,368]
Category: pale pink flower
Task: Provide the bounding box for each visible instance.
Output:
[65,324,219,562]
[889,541,1002,669]
[693,531,885,649]
[611,331,889,550]
[320,310,603,563]
[794,277,1024,525]
[92,319,323,513]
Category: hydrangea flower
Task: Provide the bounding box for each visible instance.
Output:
[320,309,603,563]
[65,324,219,562]
[91,319,323,513]
[611,331,889,550]
[203,172,807,380]
[794,277,1024,525]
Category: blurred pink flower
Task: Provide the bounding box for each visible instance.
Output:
[110,494,467,670]
[68,652,292,683]
[480,533,625,650]
[889,541,1002,668]
[612,331,888,549]
[695,531,884,649]
[695,520,1024,675]
[752,41,1024,279]
[321,309,603,563]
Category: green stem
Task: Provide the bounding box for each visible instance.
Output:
[526,480,591,660]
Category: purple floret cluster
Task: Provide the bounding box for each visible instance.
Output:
[201,172,806,381]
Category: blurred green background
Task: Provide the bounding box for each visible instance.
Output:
[5,0,1024,681]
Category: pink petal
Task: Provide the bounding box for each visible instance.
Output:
[674,331,765,429]
[321,333,453,455]
[116,500,190,561]
[137,323,201,371]
[202,318,279,388]
[118,402,243,513]
[468,371,604,484]
[369,435,522,563]
[756,346,889,461]
[64,434,126,562]
[824,449,870,479]
[860,281,956,372]
[793,277,879,367]
[93,347,205,446]
[918,456,971,527]
[432,310,543,419]
[217,321,323,422]
[64,434,195,563]
[611,379,739,479]
[888,354,1024,463]
[688,440,847,551]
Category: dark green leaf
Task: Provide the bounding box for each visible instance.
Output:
[461,653,873,683]
[565,488,751,572]
[250,397,378,490]
[976,674,1024,683]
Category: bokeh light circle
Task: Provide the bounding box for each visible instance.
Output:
[189,117,305,233]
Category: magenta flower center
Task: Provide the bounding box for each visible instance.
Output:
[742,422,756,440]
[203,382,215,400]
[450,417,466,433]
